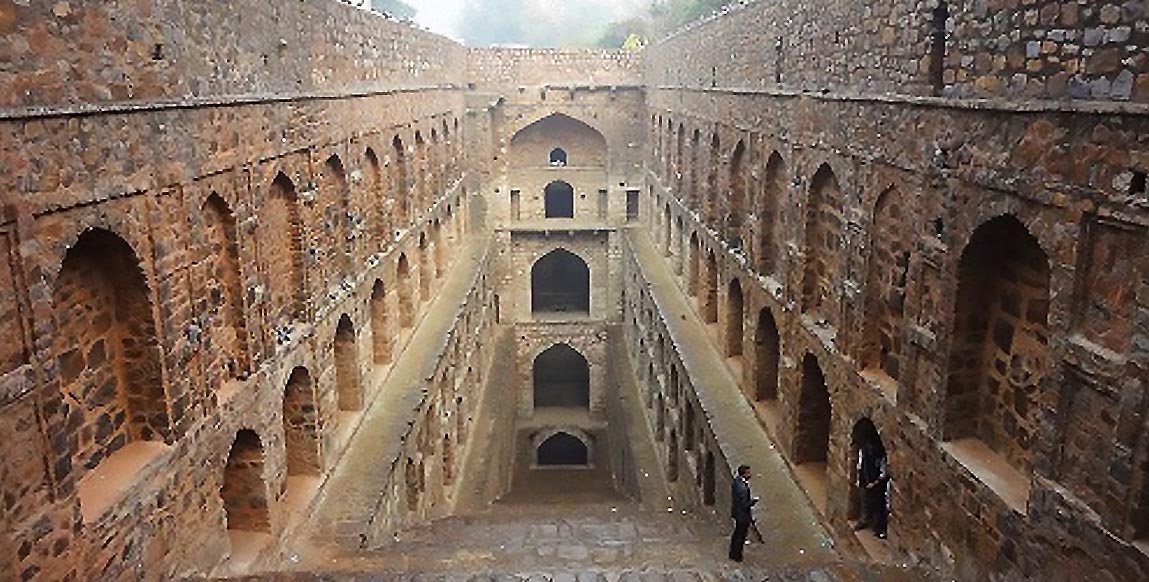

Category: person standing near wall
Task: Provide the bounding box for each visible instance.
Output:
[854,441,890,539]
[729,464,759,562]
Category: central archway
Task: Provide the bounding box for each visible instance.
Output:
[533,343,590,409]
[531,249,590,314]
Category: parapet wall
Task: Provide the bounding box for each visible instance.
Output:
[646,0,1149,103]
[0,0,466,111]
[467,49,644,90]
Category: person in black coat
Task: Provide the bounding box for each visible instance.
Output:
[729,464,758,562]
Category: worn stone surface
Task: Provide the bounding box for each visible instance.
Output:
[2,1,1148,582]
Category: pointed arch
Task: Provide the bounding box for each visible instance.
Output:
[222,430,270,533]
[283,367,321,476]
[531,248,590,314]
[201,193,248,379]
[726,279,744,357]
[397,253,414,328]
[264,172,305,325]
[53,228,167,479]
[392,135,410,225]
[335,314,362,411]
[942,215,1050,472]
[861,187,911,382]
[754,308,781,401]
[703,250,719,323]
[758,152,786,275]
[533,343,590,409]
[727,139,747,246]
[371,279,391,364]
[321,154,352,278]
[801,163,843,319]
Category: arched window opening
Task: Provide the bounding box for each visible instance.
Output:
[684,404,696,451]
[862,188,911,383]
[283,367,321,477]
[531,249,590,314]
[418,232,430,301]
[801,164,843,320]
[688,233,700,297]
[364,147,386,241]
[537,432,589,466]
[392,135,410,223]
[322,154,352,278]
[703,451,717,505]
[758,152,785,275]
[656,394,667,440]
[265,173,305,324]
[848,418,887,524]
[54,229,168,481]
[943,216,1050,473]
[667,429,679,482]
[201,193,248,380]
[370,280,391,365]
[533,344,590,409]
[706,132,720,223]
[335,314,362,411]
[222,430,270,534]
[726,279,744,357]
[727,139,747,247]
[795,354,831,468]
[544,181,575,218]
[703,251,719,323]
[397,253,413,328]
[549,148,568,166]
[755,309,781,402]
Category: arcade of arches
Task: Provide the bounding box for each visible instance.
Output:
[2,2,1148,582]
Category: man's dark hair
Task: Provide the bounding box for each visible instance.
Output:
[737,464,751,476]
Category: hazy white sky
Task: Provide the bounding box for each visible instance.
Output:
[413,0,465,39]
[412,0,646,41]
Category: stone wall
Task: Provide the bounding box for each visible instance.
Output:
[0,1,482,580]
[646,0,1149,102]
[0,0,465,110]
[641,4,1149,574]
[466,49,643,91]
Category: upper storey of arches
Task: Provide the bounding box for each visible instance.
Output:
[509,113,608,169]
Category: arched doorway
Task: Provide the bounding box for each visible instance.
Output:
[942,215,1049,473]
[533,344,590,409]
[531,249,590,314]
[283,367,321,477]
[544,181,575,218]
[221,430,270,534]
[537,432,589,466]
[726,279,744,357]
[370,280,391,364]
[848,418,886,521]
[335,314,362,411]
[397,253,413,328]
[754,308,780,401]
[703,251,718,323]
[795,354,831,465]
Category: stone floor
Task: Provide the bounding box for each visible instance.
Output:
[256,469,925,582]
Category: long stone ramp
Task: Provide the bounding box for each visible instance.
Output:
[296,238,491,550]
[623,228,839,564]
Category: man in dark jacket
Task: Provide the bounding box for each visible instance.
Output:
[729,464,758,562]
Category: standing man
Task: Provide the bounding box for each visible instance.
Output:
[855,441,890,539]
[729,464,759,562]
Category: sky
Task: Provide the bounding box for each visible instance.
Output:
[411,0,647,46]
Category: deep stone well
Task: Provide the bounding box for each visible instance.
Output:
[1,1,1147,581]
